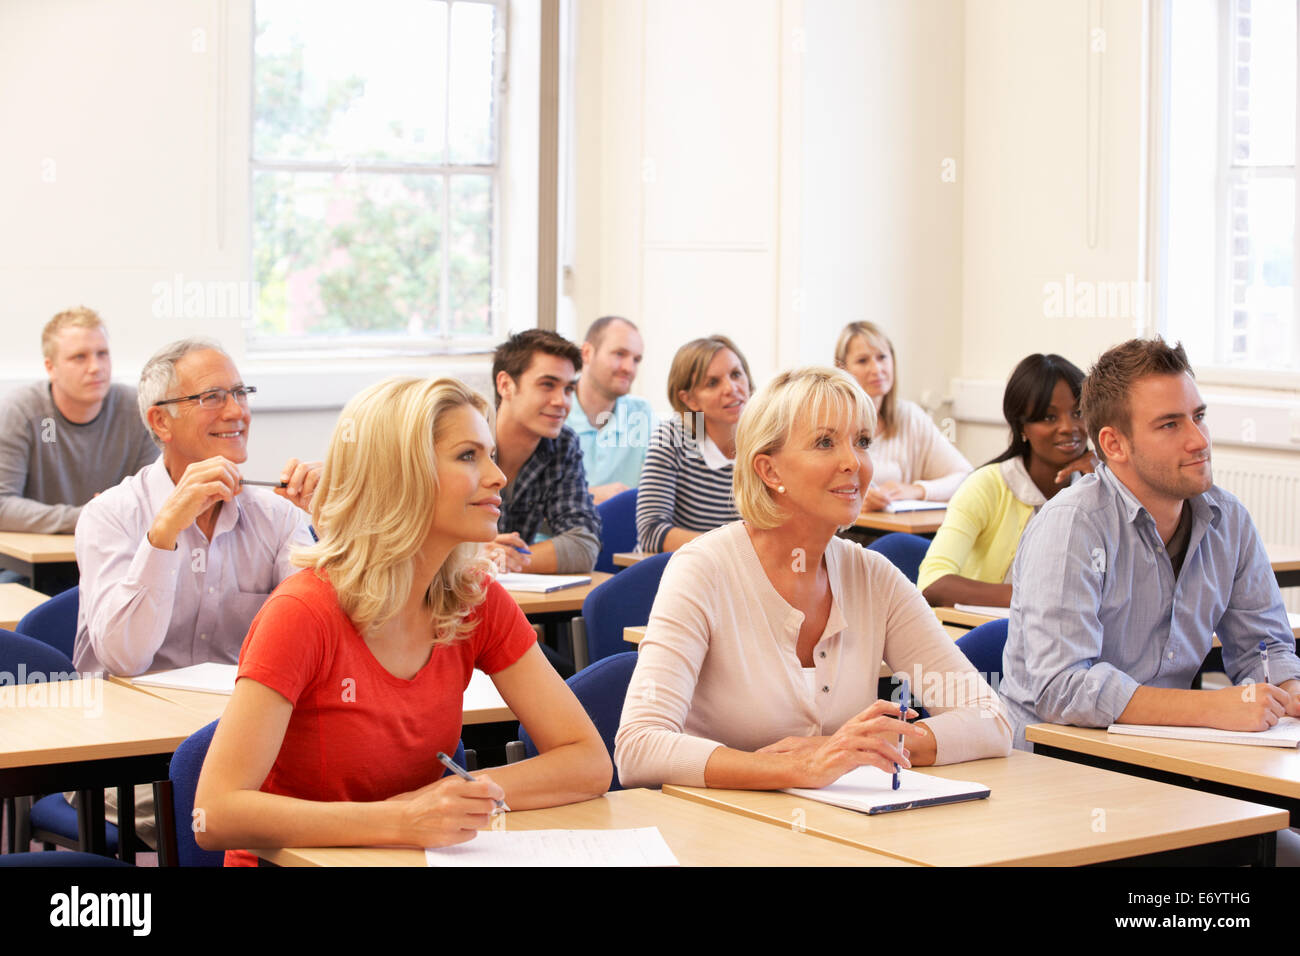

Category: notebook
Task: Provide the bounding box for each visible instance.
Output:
[495,573,591,593]
[1107,717,1300,749]
[883,500,948,513]
[784,765,990,814]
[954,604,1011,619]
[424,828,678,866]
[128,662,238,695]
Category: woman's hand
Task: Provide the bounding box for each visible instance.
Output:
[385,773,505,847]
[484,533,532,573]
[863,481,924,511]
[1054,451,1098,485]
[757,735,830,757]
[791,699,927,789]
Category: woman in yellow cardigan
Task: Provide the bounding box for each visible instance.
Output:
[918,354,1093,608]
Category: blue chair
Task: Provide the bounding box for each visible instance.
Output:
[866,533,931,584]
[16,585,79,660]
[955,618,1009,684]
[518,652,638,792]
[156,720,222,867]
[594,488,638,574]
[581,551,671,662]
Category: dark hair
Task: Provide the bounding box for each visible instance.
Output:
[584,315,638,349]
[491,330,583,408]
[986,353,1087,467]
[1082,337,1192,462]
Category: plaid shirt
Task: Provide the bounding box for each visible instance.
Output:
[499,426,602,572]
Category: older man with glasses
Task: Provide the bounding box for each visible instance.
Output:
[73,337,320,677]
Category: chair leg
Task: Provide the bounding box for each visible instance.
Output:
[504,740,525,764]
[570,617,589,672]
[12,796,32,854]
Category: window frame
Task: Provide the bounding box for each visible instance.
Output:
[246,0,508,358]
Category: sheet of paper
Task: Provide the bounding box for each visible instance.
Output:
[785,765,990,814]
[495,573,591,593]
[883,500,947,513]
[424,828,679,867]
[953,604,1011,619]
[463,669,507,712]
[129,662,238,695]
[1107,716,1300,748]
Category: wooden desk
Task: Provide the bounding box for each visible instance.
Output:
[253,788,913,867]
[0,582,51,630]
[664,749,1286,866]
[853,508,946,537]
[613,552,650,568]
[932,606,1001,630]
[505,573,611,618]
[0,677,215,856]
[1027,722,1300,826]
[1268,543,1300,589]
[0,532,77,595]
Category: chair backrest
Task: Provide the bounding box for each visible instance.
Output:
[0,627,77,680]
[518,651,639,791]
[955,618,1010,685]
[167,720,224,867]
[15,586,79,661]
[594,488,638,574]
[581,551,671,661]
[866,533,931,584]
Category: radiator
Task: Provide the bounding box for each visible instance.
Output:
[1212,450,1300,613]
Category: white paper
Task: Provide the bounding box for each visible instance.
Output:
[784,765,990,814]
[424,828,679,867]
[883,500,948,513]
[495,573,591,593]
[953,604,1011,619]
[129,662,237,695]
[1107,716,1300,749]
[463,669,508,713]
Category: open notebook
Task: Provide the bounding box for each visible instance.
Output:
[785,766,990,814]
[1107,717,1300,749]
[424,828,678,866]
[128,662,237,695]
[883,500,947,514]
[495,573,591,593]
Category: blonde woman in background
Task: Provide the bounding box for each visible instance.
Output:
[197,377,609,864]
[615,366,1010,790]
[834,321,971,510]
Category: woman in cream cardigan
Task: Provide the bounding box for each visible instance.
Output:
[614,367,1010,790]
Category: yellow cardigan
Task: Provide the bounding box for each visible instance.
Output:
[917,460,1046,593]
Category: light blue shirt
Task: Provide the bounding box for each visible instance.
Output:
[1001,463,1300,749]
[567,394,657,490]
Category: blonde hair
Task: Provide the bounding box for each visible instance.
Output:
[666,335,754,418]
[42,306,105,361]
[833,321,898,439]
[734,366,877,530]
[293,376,491,643]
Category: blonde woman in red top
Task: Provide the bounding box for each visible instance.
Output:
[196,377,609,863]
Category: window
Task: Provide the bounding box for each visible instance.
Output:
[250,0,503,353]
[1158,0,1299,378]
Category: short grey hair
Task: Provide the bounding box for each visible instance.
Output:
[138,337,228,445]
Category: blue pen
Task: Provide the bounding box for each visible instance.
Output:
[893,677,909,791]
[1260,640,1272,686]
[436,751,509,812]
[514,545,532,555]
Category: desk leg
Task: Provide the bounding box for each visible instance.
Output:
[117,785,136,864]
[77,789,108,857]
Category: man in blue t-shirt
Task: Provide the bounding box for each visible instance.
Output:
[566,316,656,505]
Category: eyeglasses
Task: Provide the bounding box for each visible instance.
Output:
[153,386,257,410]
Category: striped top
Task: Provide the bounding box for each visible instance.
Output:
[636,418,739,552]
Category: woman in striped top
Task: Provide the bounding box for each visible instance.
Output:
[636,335,753,552]
[834,321,971,510]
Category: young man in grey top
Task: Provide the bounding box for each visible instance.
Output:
[0,307,157,534]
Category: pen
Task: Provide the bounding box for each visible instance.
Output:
[893,677,909,791]
[240,479,288,488]
[514,545,532,555]
[1260,640,1272,686]
[436,750,509,812]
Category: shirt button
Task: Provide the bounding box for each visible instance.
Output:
[200,633,208,641]
[208,587,215,594]
[819,651,826,659]
[822,685,830,693]
[1167,652,1174,660]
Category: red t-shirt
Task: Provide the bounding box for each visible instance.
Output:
[224,568,536,866]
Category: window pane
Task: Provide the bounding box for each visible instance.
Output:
[254,0,448,163]
[1223,175,1295,367]
[253,170,444,339]
[1231,0,1295,167]
[448,175,493,335]
[448,1,498,164]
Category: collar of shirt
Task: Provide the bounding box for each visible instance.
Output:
[505,434,559,504]
[1096,461,1221,530]
[1000,456,1048,508]
[698,431,733,471]
[568,396,623,439]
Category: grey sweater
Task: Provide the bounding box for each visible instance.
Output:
[0,382,159,533]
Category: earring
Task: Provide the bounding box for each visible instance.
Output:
[777,485,786,494]
[1020,433,1026,442]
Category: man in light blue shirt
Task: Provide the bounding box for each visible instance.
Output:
[1002,338,1300,749]
[567,316,656,505]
